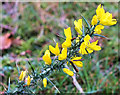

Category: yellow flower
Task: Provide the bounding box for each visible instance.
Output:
[43,78,47,88]
[76,35,81,43]
[58,48,67,60]
[63,68,74,76]
[42,50,51,65]
[64,27,72,39]
[27,75,31,86]
[87,40,101,51]
[94,25,104,34]
[79,42,93,55]
[79,35,101,55]
[49,43,60,56]
[79,35,93,54]
[96,4,105,20]
[19,71,26,81]
[91,15,98,25]
[84,34,91,43]
[74,19,82,35]
[62,27,72,48]
[71,57,83,67]
[62,38,71,48]
[95,4,117,26]
[100,12,117,26]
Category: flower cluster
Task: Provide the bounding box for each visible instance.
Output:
[41,4,117,88]
[91,4,117,34]
[8,4,117,93]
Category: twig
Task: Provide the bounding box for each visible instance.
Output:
[72,73,84,94]
[65,65,84,94]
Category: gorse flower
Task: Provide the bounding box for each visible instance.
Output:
[64,27,72,39]
[94,25,104,34]
[79,35,101,55]
[43,78,47,88]
[62,27,72,48]
[27,76,31,86]
[58,48,67,60]
[49,43,60,56]
[42,50,51,65]
[71,57,83,67]
[19,71,26,81]
[96,4,105,20]
[100,12,117,26]
[91,15,98,26]
[91,4,117,26]
[74,19,82,35]
[62,38,72,48]
[63,68,74,76]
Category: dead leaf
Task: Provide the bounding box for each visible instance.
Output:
[0,33,23,50]
[0,33,12,50]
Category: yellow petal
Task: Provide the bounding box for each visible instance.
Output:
[64,27,72,39]
[84,34,91,43]
[100,12,117,26]
[58,48,67,60]
[49,43,60,56]
[63,68,74,76]
[71,57,83,67]
[49,45,55,53]
[43,78,47,88]
[55,43,60,55]
[94,25,104,34]
[91,15,98,25]
[27,76,31,86]
[74,19,82,35]
[86,48,93,54]
[42,50,51,65]
[96,4,105,20]
[62,38,71,48]
[79,42,88,55]
[19,71,26,81]
[88,40,101,51]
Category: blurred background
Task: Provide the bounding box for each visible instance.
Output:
[0,2,119,93]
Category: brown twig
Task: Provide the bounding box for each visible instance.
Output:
[65,65,84,93]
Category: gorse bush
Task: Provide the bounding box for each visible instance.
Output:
[5,4,117,94]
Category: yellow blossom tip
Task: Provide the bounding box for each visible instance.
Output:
[58,48,67,60]
[63,68,74,76]
[27,75,31,86]
[42,50,51,65]
[49,43,60,56]
[19,71,26,81]
[43,78,47,88]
